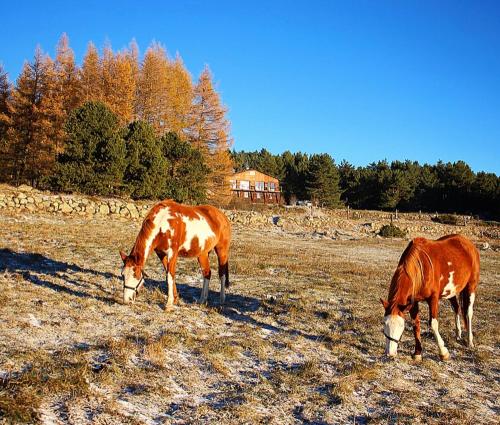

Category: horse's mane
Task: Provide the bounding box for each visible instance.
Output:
[389,239,434,305]
[131,216,157,261]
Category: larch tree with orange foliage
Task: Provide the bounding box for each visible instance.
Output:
[6,47,55,185]
[0,64,12,181]
[101,44,137,124]
[135,43,170,133]
[189,66,234,204]
[45,34,81,154]
[80,42,103,103]
[163,55,194,137]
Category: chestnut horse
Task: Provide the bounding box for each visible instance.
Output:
[381,234,479,361]
[120,200,231,306]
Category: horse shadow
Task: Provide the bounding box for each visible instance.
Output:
[145,277,261,316]
[145,277,332,342]
[0,248,117,303]
[1,248,336,346]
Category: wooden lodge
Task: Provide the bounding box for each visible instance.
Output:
[228,169,282,204]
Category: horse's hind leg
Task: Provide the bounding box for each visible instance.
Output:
[449,296,462,340]
[215,244,230,305]
[198,253,211,304]
[460,285,477,348]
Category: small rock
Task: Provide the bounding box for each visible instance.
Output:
[99,204,110,215]
[60,203,73,213]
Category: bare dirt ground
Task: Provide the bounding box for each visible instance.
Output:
[0,209,498,424]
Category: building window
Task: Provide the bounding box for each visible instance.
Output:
[269,182,276,191]
[255,181,264,191]
[229,180,236,189]
[240,180,250,190]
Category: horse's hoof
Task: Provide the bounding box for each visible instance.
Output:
[165,303,175,311]
[440,351,450,361]
[412,354,422,362]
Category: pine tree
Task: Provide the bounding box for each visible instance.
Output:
[189,66,233,203]
[51,101,126,195]
[123,121,167,199]
[6,47,54,185]
[161,132,208,203]
[306,153,342,208]
[281,151,310,203]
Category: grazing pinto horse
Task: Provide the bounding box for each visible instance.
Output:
[120,200,231,306]
[381,234,479,361]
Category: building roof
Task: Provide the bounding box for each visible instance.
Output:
[231,169,279,183]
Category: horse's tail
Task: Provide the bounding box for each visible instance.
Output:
[459,239,480,329]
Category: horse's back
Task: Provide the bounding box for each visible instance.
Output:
[194,204,231,241]
[421,234,479,281]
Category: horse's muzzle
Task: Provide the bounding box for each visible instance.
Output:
[123,292,137,305]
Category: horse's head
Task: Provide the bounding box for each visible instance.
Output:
[120,250,145,305]
[380,299,407,357]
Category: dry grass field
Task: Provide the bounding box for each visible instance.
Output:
[0,209,498,424]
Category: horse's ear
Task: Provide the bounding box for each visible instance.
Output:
[380,298,389,309]
[119,250,128,263]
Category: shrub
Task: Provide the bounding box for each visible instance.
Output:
[432,214,460,225]
[379,224,406,238]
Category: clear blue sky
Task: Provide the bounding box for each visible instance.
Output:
[1,0,499,174]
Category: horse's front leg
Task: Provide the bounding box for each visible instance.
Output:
[197,253,211,304]
[409,303,422,361]
[428,296,450,361]
[160,253,178,307]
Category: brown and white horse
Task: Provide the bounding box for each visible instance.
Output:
[381,234,479,360]
[119,200,231,306]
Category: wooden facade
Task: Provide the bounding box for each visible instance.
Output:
[228,169,282,204]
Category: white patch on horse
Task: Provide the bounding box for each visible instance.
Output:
[123,266,141,303]
[431,318,449,358]
[166,272,174,305]
[467,293,475,347]
[143,207,173,258]
[447,261,452,266]
[441,270,457,299]
[181,215,215,252]
[384,314,405,356]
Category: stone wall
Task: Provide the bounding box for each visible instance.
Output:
[0,184,152,219]
[0,184,498,241]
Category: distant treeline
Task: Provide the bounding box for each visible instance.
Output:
[232,149,500,219]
